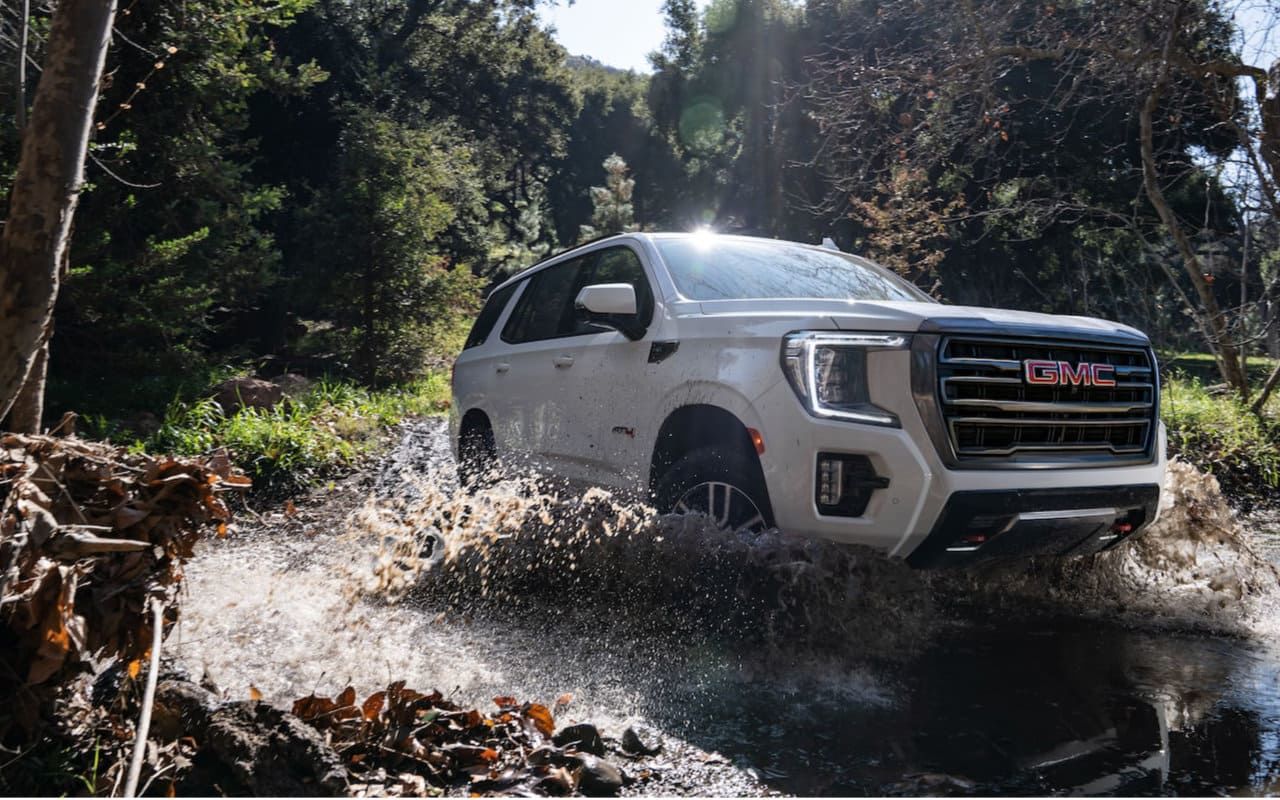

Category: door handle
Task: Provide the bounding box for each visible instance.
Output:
[552,355,575,368]
[495,362,510,374]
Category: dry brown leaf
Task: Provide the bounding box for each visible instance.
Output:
[522,703,554,738]
[362,690,386,721]
[336,685,356,709]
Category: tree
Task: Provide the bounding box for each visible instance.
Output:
[0,0,116,428]
[579,154,638,241]
[804,0,1267,397]
[296,110,483,384]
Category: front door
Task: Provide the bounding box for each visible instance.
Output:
[549,244,661,487]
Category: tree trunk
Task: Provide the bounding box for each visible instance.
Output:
[1259,59,1280,195]
[5,337,48,433]
[1251,360,1280,416]
[1139,84,1250,396]
[0,0,116,422]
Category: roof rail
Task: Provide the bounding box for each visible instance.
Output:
[522,232,627,271]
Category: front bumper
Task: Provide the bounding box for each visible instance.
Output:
[750,354,1168,564]
[903,484,1161,568]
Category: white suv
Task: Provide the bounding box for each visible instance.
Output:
[450,232,1166,566]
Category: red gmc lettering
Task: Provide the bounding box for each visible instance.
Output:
[1088,363,1116,387]
[1022,360,1117,387]
[1023,359,1061,385]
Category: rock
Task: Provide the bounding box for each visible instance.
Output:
[151,679,217,741]
[620,725,662,756]
[553,722,606,756]
[202,700,347,795]
[275,372,314,399]
[129,411,161,438]
[212,377,284,413]
[573,753,624,796]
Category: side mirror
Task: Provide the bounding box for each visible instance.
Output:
[575,283,646,340]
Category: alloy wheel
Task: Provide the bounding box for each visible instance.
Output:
[674,480,767,533]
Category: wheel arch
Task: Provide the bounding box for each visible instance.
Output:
[460,407,492,434]
[648,404,771,514]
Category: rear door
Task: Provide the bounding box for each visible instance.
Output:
[452,281,520,448]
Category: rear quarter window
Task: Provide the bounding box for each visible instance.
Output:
[463,283,518,350]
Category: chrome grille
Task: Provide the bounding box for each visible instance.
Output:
[937,336,1157,461]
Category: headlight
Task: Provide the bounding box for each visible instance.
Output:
[781,332,909,427]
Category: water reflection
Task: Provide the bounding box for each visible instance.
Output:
[651,616,1280,795]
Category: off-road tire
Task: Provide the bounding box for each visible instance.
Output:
[654,445,773,532]
[457,420,497,492]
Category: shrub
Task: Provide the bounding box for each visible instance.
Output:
[145,375,450,491]
[1162,376,1280,505]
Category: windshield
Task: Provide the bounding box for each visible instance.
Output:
[654,236,934,303]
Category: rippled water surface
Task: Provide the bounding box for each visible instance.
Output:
[174,421,1280,795]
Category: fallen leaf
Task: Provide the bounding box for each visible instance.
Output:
[336,685,356,708]
[362,690,386,721]
[522,703,554,738]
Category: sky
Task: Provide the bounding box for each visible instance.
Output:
[545,2,1277,75]
[539,0,712,73]
[1234,0,1280,67]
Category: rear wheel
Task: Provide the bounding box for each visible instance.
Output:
[654,446,772,533]
[457,419,496,492]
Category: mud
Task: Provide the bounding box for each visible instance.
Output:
[175,418,1280,795]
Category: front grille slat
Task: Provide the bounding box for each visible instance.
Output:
[937,335,1157,463]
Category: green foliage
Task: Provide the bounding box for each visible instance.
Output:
[1163,375,1280,503]
[578,154,638,241]
[5,0,1273,462]
[146,375,450,490]
[296,109,485,384]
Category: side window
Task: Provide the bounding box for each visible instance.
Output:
[583,246,655,327]
[463,283,518,350]
[501,256,591,344]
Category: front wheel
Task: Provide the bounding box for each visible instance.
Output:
[654,446,773,534]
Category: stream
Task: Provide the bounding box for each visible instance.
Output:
[173,419,1280,796]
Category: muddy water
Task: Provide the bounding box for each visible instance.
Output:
[175,420,1280,796]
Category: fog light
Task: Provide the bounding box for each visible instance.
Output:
[815,453,889,517]
[818,457,844,506]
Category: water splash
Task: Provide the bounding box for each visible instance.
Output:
[933,459,1280,636]
[171,424,1280,794]
[348,472,936,660]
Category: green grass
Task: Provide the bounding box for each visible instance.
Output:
[1162,351,1278,386]
[142,373,451,491]
[1162,375,1280,502]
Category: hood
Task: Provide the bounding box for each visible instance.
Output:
[843,301,1151,345]
[688,299,1151,346]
